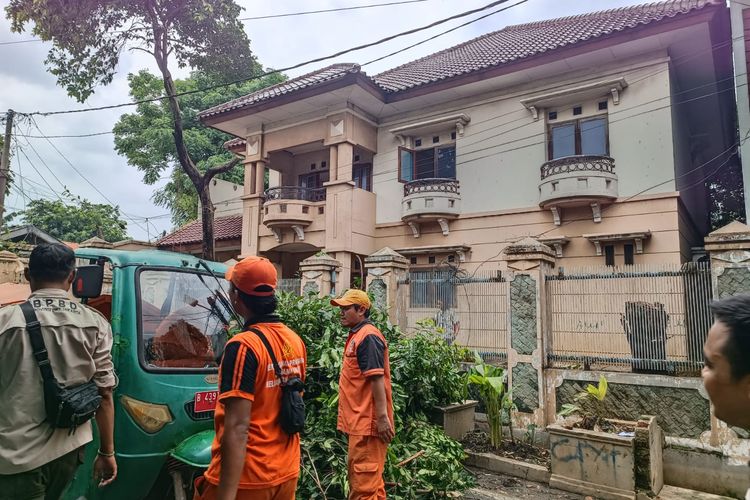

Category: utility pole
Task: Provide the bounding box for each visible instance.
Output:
[0,109,16,230]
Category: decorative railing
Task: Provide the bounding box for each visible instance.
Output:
[540,155,615,180]
[403,178,460,197]
[263,186,326,203]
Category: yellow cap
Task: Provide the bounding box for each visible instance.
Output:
[330,289,371,309]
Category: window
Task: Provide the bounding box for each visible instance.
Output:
[398,144,456,182]
[573,105,582,116]
[548,117,608,160]
[604,245,615,267]
[598,101,608,111]
[298,171,329,189]
[624,244,635,265]
[353,163,373,192]
[410,257,417,264]
[548,111,558,120]
[138,270,232,371]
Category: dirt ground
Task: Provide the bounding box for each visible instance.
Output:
[462,467,586,500]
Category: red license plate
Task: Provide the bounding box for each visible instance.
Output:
[194,390,219,413]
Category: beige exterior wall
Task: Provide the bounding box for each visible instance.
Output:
[373,57,675,225]
[376,193,683,271]
[232,56,702,277]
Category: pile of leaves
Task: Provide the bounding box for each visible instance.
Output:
[276,292,474,499]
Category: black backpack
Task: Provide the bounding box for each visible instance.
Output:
[249,328,305,435]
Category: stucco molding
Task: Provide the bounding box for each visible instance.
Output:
[520,77,628,120]
[388,113,471,137]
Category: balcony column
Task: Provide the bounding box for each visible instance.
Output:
[255,160,267,195]
[243,160,255,196]
[336,142,353,182]
[329,145,338,182]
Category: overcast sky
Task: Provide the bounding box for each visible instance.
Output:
[0,0,645,242]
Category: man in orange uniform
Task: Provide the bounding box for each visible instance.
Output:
[331,289,395,500]
[195,257,306,500]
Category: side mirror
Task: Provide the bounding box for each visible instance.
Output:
[73,265,103,299]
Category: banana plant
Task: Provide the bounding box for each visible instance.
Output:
[468,352,506,448]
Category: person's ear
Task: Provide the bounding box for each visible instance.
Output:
[66,269,75,285]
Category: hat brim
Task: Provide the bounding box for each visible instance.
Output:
[330,298,355,307]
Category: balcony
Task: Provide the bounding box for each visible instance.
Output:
[538,155,618,225]
[262,186,326,242]
[401,178,461,238]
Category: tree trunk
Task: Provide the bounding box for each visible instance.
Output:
[149,11,241,261]
[198,181,215,261]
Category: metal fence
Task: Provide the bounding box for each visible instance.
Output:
[395,269,508,359]
[277,278,302,295]
[545,262,712,374]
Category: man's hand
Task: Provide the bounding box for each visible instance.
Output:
[377,414,394,443]
[94,455,117,487]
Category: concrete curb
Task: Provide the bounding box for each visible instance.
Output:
[464,450,551,484]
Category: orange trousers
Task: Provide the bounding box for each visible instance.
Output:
[347,434,388,500]
[193,476,298,500]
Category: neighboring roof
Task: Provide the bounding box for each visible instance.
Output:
[0,283,30,307]
[201,64,359,119]
[157,214,243,247]
[372,0,715,92]
[0,225,60,244]
[200,0,717,120]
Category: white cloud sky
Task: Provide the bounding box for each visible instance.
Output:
[0,0,644,242]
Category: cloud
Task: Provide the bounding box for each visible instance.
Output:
[0,0,643,242]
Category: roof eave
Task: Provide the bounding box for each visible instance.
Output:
[200,72,385,127]
[383,3,721,104]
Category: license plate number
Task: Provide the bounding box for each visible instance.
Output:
[194,390,218,413]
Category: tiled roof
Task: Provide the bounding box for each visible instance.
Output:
[373,0,715,92]
[200,64,359,119]
[224,137,246,151]
[199,0,715,119]
[157,214,243,247]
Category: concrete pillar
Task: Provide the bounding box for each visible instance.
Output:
[255,160,267,195]
[502,237,556,428]
[703,220,750,446]
[704,220,750,298]
[79,237,114,249]
[0,250,24,284]
[336,142,354,182]
[364,247,409,323]
[243,161,255,196]
[334,251,352,293]
[329,145,338,182]
[299,252,342,297]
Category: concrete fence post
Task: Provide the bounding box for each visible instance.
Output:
[364,247,409,323]
[704,220,750,298]
[298,252,342,297]
[503,237,556,428]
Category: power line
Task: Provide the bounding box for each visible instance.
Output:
[14,131,113,139]
[29,117,151,234]
[238,0,431,21]
[19,0,521,116]
[0,0,433,45]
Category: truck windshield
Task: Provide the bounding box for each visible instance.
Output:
[139,269,232,370]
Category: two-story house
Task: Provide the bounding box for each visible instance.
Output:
[199,0,735,288]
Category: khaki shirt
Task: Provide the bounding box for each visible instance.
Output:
[0,288,116,474]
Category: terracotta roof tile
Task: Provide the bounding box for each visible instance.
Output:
[372,0,715,92]
[200,64,359,119]
[199,0,716,119]
[157,214,242,247]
